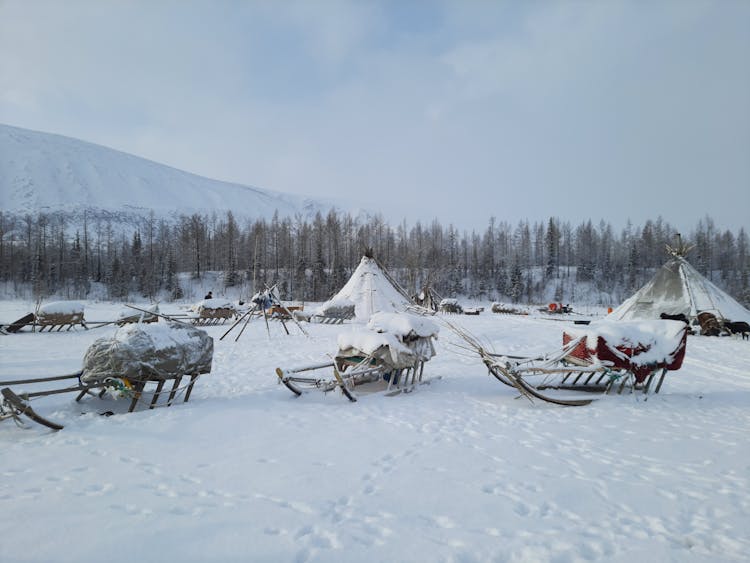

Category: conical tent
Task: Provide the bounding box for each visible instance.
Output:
[318,256,415,321]
[610,255,750,324]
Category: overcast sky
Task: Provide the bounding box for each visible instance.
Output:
[1,0,748,232]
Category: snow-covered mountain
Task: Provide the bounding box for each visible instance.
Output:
[0,123,336,222]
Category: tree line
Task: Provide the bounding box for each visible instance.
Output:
[0,209,748,307]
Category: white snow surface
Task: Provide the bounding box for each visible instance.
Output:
[0,123,333,220]
[566,320,687,367]
[37,300,85,316]
[318,256,413,321]
[1,300,749,562]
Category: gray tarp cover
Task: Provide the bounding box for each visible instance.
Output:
[82,322,213,383]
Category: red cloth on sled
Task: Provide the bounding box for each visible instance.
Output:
[563,320,688,383]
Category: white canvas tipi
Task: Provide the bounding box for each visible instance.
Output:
[318,255,415,321]
[609,246,750,324]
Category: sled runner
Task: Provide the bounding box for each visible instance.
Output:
[275,312,440,402]
[1,387,65,430]
[0,323,213,430]
[4,313,35,334]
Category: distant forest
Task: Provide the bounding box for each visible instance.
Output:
[1,210,748,307]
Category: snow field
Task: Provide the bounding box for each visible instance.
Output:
[1,301,749,562]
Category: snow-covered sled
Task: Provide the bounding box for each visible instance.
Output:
[117,304,159,325]
[35,301,87,332]
[1,323,213,430]
[190,298,237,325]
[275,312,440,402]
[455,320,688,406]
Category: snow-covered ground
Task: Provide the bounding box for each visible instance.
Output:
[1,300,749,562]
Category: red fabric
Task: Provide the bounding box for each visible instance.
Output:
[563,327,688,383]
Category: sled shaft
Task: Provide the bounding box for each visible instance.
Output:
[0,372,82,386]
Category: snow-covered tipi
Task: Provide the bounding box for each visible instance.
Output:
[318,252,416,321]
[609,237,750,324]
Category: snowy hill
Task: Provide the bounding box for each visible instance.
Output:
[0,123,335,222]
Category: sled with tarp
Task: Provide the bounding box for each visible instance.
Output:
[275,312,440,402]
[0,323,213,430]
[453,319,688,406]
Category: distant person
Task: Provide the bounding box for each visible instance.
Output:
[204,291,213,300]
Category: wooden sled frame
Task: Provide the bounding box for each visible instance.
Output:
[192,308,236,326]
[0,370,203,431]
[444,319,683,408]
[275,355,435,402]
[482,335,674,407]
[35,314,88,332]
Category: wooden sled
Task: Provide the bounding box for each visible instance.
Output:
[276,356,438,402]
[449,319,688,407]
[35,312,88,332]
[192,308,235,326]
[276,312,440,402]
[310,315,346,325]
[5,313,35,334]
[0,371,204,431]
[117,307,159,326]
[1,322,213,431]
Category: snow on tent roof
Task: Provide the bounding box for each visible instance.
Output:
[609,256,750,324]
[318,256,415,321]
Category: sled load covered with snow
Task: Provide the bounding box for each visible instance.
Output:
[190,298,236,325]
[117,304,159,325]
[275,312,440,401]
[3,301,87,333]
[439,298,463,314]
[1,323,213,430]
[453,319,688,406]
[35,301,87,331]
